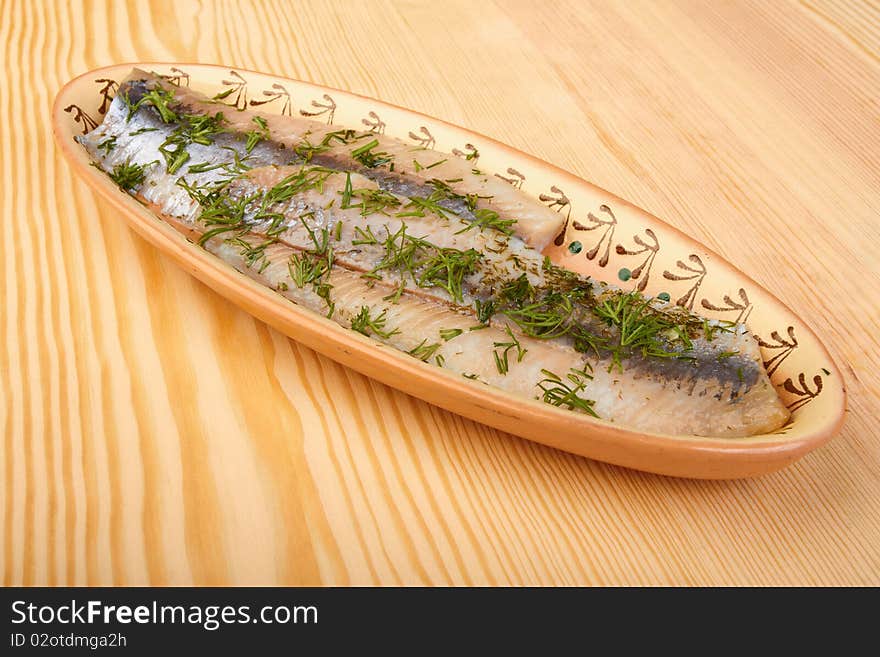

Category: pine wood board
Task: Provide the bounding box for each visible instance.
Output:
[2,0,879,585]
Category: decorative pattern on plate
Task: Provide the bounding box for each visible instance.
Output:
[216,70,249,109]
[782,372,824,412]
[571,204,618,267]
[64,104,98,134]
[541,186,572,219]
[408,126,435,149]
[756,326,798,377]
[701,288,753,324]
[160,66,190,87]
[95,79,118,114]
[662,254,707,311]
[614,228,660,292]
[300,94,336,123]
[495,167,525,189]
[361,111,385,134]
[452,143,480,162]
[251,82,292,115]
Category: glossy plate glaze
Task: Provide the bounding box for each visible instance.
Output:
[52,63,846,479]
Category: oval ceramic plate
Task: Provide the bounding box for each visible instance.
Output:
[52,63,845,479]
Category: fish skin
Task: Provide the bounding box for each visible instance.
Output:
[77,69,790,437]
[121,70,565,249]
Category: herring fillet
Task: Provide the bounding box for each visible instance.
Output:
[77,69,790,438]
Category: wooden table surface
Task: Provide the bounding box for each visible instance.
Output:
[3,0,879,586]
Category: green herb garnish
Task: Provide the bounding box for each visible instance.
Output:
[97,136,117,154]
[537,368,597,416]
[351,306,399,339]
[244,115,270,153]
[456,208,516,236]
[156,110,227,174]
[416,247,480,303]
[439,328,463,341]
[493,326,527,375]
[352,225,380,246]
[128,86,178,122]
[593,291,689,368]
[408,340,442,362]
[108,160,150,191]
[341,172,352,208]
[351,139,392,168]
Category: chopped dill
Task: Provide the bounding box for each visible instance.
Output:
[474,299,495,324]
[498,274,533,306]
[288,250,334,317]
[351,139,392,168]
[244,115,270,153]
[346,188,401,216]
[322,129,360,145]
[293,137,330,162]
[382,282,406,304]
[493,326,527,375]
[396,189,456,220]
[702,319,737,341]
[156,110,227,174]
[593,291,691,369]
[416,247,480,303]
[108,160,150,191]
[408,339,442,362]
[455,208,516,236]
[439,328,463,341]
[228,236,276,273]
[352,225,380,246]
[351,306,399,339]
[463,147,480,161]
[537,368,598,416]
[97,136,117,154]
[127,86,178,122]
[503,290,581,340]
[341,172,352,208]
[186,160,226,173]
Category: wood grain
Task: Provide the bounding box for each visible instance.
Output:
[2,0,879,585]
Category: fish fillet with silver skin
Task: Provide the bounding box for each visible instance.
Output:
[78,69,789,437]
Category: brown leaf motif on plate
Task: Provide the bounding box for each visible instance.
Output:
[614,228,659,291]
[663,254,706,310]
[452,143,480,162]
[755,326,798,377]
[64,105,98,135]
[215,71,249,110]
[408,126,435,149]
[570,204,618,267]
[95,78,118,114]
[495,167,525,189]
[159,67,190,87]
[361,111,386,134]
[300,94,336,123]
[782,372,824,412]
[701,288,753,324]
[251,83,292,116]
